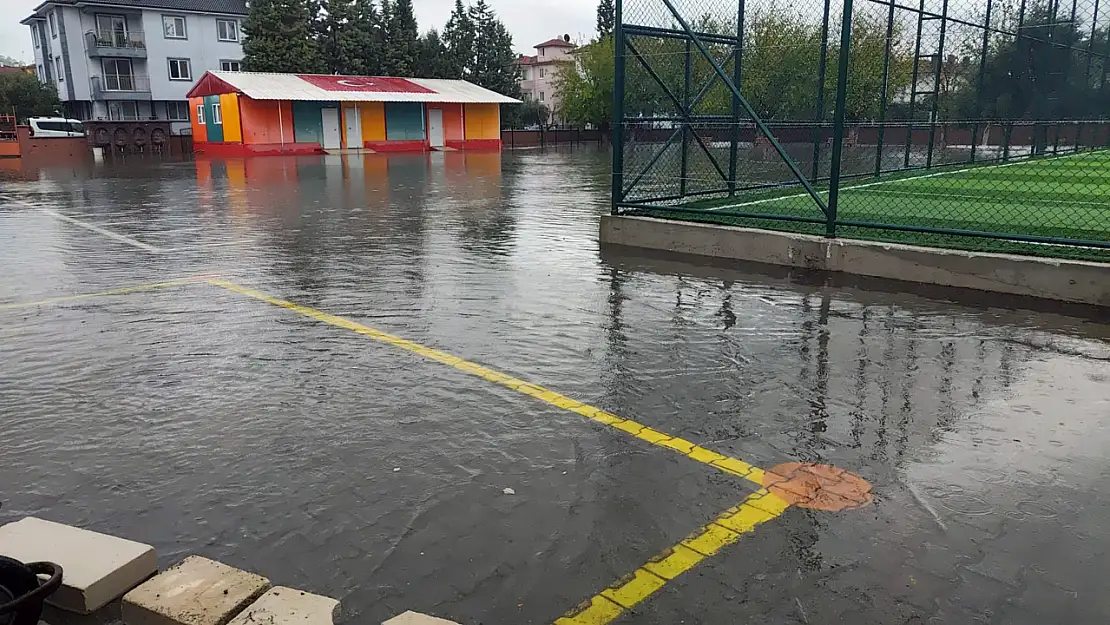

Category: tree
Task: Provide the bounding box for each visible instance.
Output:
[0,72,60,121]
[469,0,521,98]
[243,0,324,73]
[352,0,386,75]
[383,0,419,75]
[443,0,475,79]
[416,30,453,78]
[597,0,615,38]
[555,36,613,128]
[319,0,367,74]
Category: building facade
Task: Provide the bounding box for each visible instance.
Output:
[186,72,518,156]
[514,37,576,125]
[21,0,246,135]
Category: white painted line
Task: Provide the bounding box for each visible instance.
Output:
[159,240,253,252]
[36,207,162,253]
[706,149,1096,212]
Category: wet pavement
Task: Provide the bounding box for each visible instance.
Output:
[2,148,1109,624]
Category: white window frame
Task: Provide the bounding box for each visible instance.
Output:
[167,58,191,81]
[539,91,544,102]
[32,24,40,48]
[196,104,205,125]
[539,67,545,78]
[54,57,63,82]
[211,103,222,124]
[216,19,239,42]
[48,13,57,38]
[166,101,189,121]
[220,59,243,72]
[162,15,187,39]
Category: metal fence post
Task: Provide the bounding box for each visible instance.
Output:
[826,0,856,238]
[612,1,626,215]
[680,39,691,197]
[728,0,745,195]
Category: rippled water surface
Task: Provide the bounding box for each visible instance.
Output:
[2,149,1109,624]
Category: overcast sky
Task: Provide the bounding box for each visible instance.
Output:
[1,0,597,63]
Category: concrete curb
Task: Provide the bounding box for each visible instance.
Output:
[599,215,1110,307]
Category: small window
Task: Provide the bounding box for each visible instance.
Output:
[54,57,63,82]
[167,58,191,81]
[220,60,243,72]
[211,103,222,124]
[196,104,205,124]
[37,64,44,77]
[539,91,544,102]
[48,13,57,38]
[166,101,189,120]
[32,24,40,47]
[163,15,187,39]
[216,20,239,42]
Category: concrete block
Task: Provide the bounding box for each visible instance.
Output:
[600,215,1110,307]
[382,612,461,625]
[0,517,157,614]
[121,556,270,625]
[227,587,339,625]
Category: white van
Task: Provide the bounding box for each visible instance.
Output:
[28,117,86,138]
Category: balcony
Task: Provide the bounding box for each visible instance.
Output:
[85,30,147,58]
[90,75,152,101]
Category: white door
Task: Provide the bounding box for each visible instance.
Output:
[343,106,361,149]
[321,108,341,150]
[428,108,444,148]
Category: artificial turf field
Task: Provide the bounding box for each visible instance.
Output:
[637,149,1110,261]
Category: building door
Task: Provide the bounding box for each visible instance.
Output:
[321,107,341,150]
[343,106,361,149]
[427,108,444,147]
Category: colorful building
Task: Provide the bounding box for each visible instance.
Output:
[185,71,519,156]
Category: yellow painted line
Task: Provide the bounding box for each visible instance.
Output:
[555,489,791,624]
[0,279,199,311]
[206,279,768,486]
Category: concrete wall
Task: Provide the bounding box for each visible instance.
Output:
[600,215,1110,307]
[140,11,243,102]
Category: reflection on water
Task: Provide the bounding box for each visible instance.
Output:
[1,148,1109,624]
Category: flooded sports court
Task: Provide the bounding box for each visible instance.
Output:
[2,148,1108,624]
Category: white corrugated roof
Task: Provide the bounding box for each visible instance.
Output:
[204,72,521,104]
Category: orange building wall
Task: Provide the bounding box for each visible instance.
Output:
[239,97,295,145]
[428,103,464,141]
[464,104,500,140]
[190,97,208,143]
[360,102,386,144]
[219,93,243,143]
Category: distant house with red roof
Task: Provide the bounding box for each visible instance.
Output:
[514,37,576,125]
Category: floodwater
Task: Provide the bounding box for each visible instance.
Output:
[1,148,1109,624]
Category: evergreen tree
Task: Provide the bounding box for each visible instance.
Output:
[442,0,475,79]
[383,0,418,75]
[416,30,453,78]
[243,0,325,73]
[352,0,385,75]
[469,0,521,97]
[597,0,615,38]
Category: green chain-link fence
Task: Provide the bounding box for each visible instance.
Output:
[613,0,1110,261]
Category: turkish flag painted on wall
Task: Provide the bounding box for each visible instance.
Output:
[297,75,435,94]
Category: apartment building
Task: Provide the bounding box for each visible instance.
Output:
[515,37,576,124]
[21,0,246,134]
